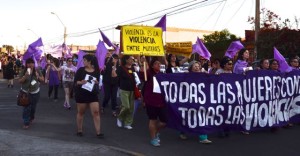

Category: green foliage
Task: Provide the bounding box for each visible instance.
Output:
[203,29,240,59]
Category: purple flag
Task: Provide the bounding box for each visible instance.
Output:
[95,40,108,70]
[193,37,211,60]
[76,50,85,70]
[62,43,72,58]
[155,14,166,31]
[224,41,244,58]
[99,30,114,47]
[23,37,44,60]
[32,54,38,68]
[274,47,292,72]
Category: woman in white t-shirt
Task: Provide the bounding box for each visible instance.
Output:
[59,58,77,109]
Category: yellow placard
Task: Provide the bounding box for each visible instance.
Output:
[121,25,164,56]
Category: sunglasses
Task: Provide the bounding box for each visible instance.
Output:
[227,63,233,65]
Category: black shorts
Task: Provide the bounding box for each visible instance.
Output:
[145,105,167,123]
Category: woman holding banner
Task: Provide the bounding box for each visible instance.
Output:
[233,49,250,135]
[140,57,167,147]
[187,61,212,144]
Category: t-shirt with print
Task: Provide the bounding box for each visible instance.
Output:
[61,65,77,82]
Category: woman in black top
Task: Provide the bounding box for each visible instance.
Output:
[165,54,188,73]
[114,55,136,129]
[74,54,103,138]
[6,57,15,88]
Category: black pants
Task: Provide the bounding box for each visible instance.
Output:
[102,83,118,111]
[48,85,59,99]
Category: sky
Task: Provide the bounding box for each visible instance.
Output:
[0,0,299,50]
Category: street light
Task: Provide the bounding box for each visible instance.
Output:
[27,29,39,37]
[51,12,67,44]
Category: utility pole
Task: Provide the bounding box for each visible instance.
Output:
[254,0,260,61]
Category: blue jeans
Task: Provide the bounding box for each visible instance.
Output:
[23,92,40,126]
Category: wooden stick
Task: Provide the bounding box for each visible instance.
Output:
[144,61,147,81]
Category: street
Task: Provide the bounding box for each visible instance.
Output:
[0,77,300,156]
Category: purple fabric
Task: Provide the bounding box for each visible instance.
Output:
[48,69,60,86]
[193,37,211,60]
[23,38,43,60]
[155,70,300,134]
[95,40,108,70]
[233,60,248,74]
[274,47,292,72]
[224,41,244,58]
[76,50,85,70]
[155,14,166,31]
[100,30,114,47]
[40,56,47,69]
[62,43,72,59]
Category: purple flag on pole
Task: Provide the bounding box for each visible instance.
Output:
[23,37,44,60]
[62,43,72,58]
[99,30,114,47]
[224,41,244,58]
[274,47,292,72]
[155,14,166,31]
[76,50,85,70]
[193,37,211,60]
[95,40,108,70]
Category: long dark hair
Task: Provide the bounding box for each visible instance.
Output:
[236,48,247,61]
[121,55,131,66]
[83,54,100,73]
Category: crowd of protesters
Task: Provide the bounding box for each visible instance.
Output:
[2,47,300,147]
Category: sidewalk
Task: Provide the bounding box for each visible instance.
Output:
[0,129,140,156]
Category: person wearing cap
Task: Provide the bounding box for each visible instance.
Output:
[18,58,44,129]
[101,53,119,116]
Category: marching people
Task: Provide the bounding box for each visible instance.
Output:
[74,54,103,138]
[58,57,77,109]
[114,55,137,130]
[140,57,167,147]
[18,58,44,129]
[101,54,119,116]
[233,48,251,135]
[6,56,15,88]
[45,58,60,102]
[187,61,212,144]
[215,57,234,137]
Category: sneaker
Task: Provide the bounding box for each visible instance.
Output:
[112,111,117,117]
[199,139,212,144]
[155,133,160,143]
[179,133,187,140]
[117,118,122,128]
[241,131,250,135]
[124,125,133,130]
[150,138,160,147]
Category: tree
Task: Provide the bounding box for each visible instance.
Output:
[2,45,14,53]
[203,29,240,60]
[248,8,300,59]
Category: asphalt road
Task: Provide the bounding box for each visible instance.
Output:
[1,76,300,156]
